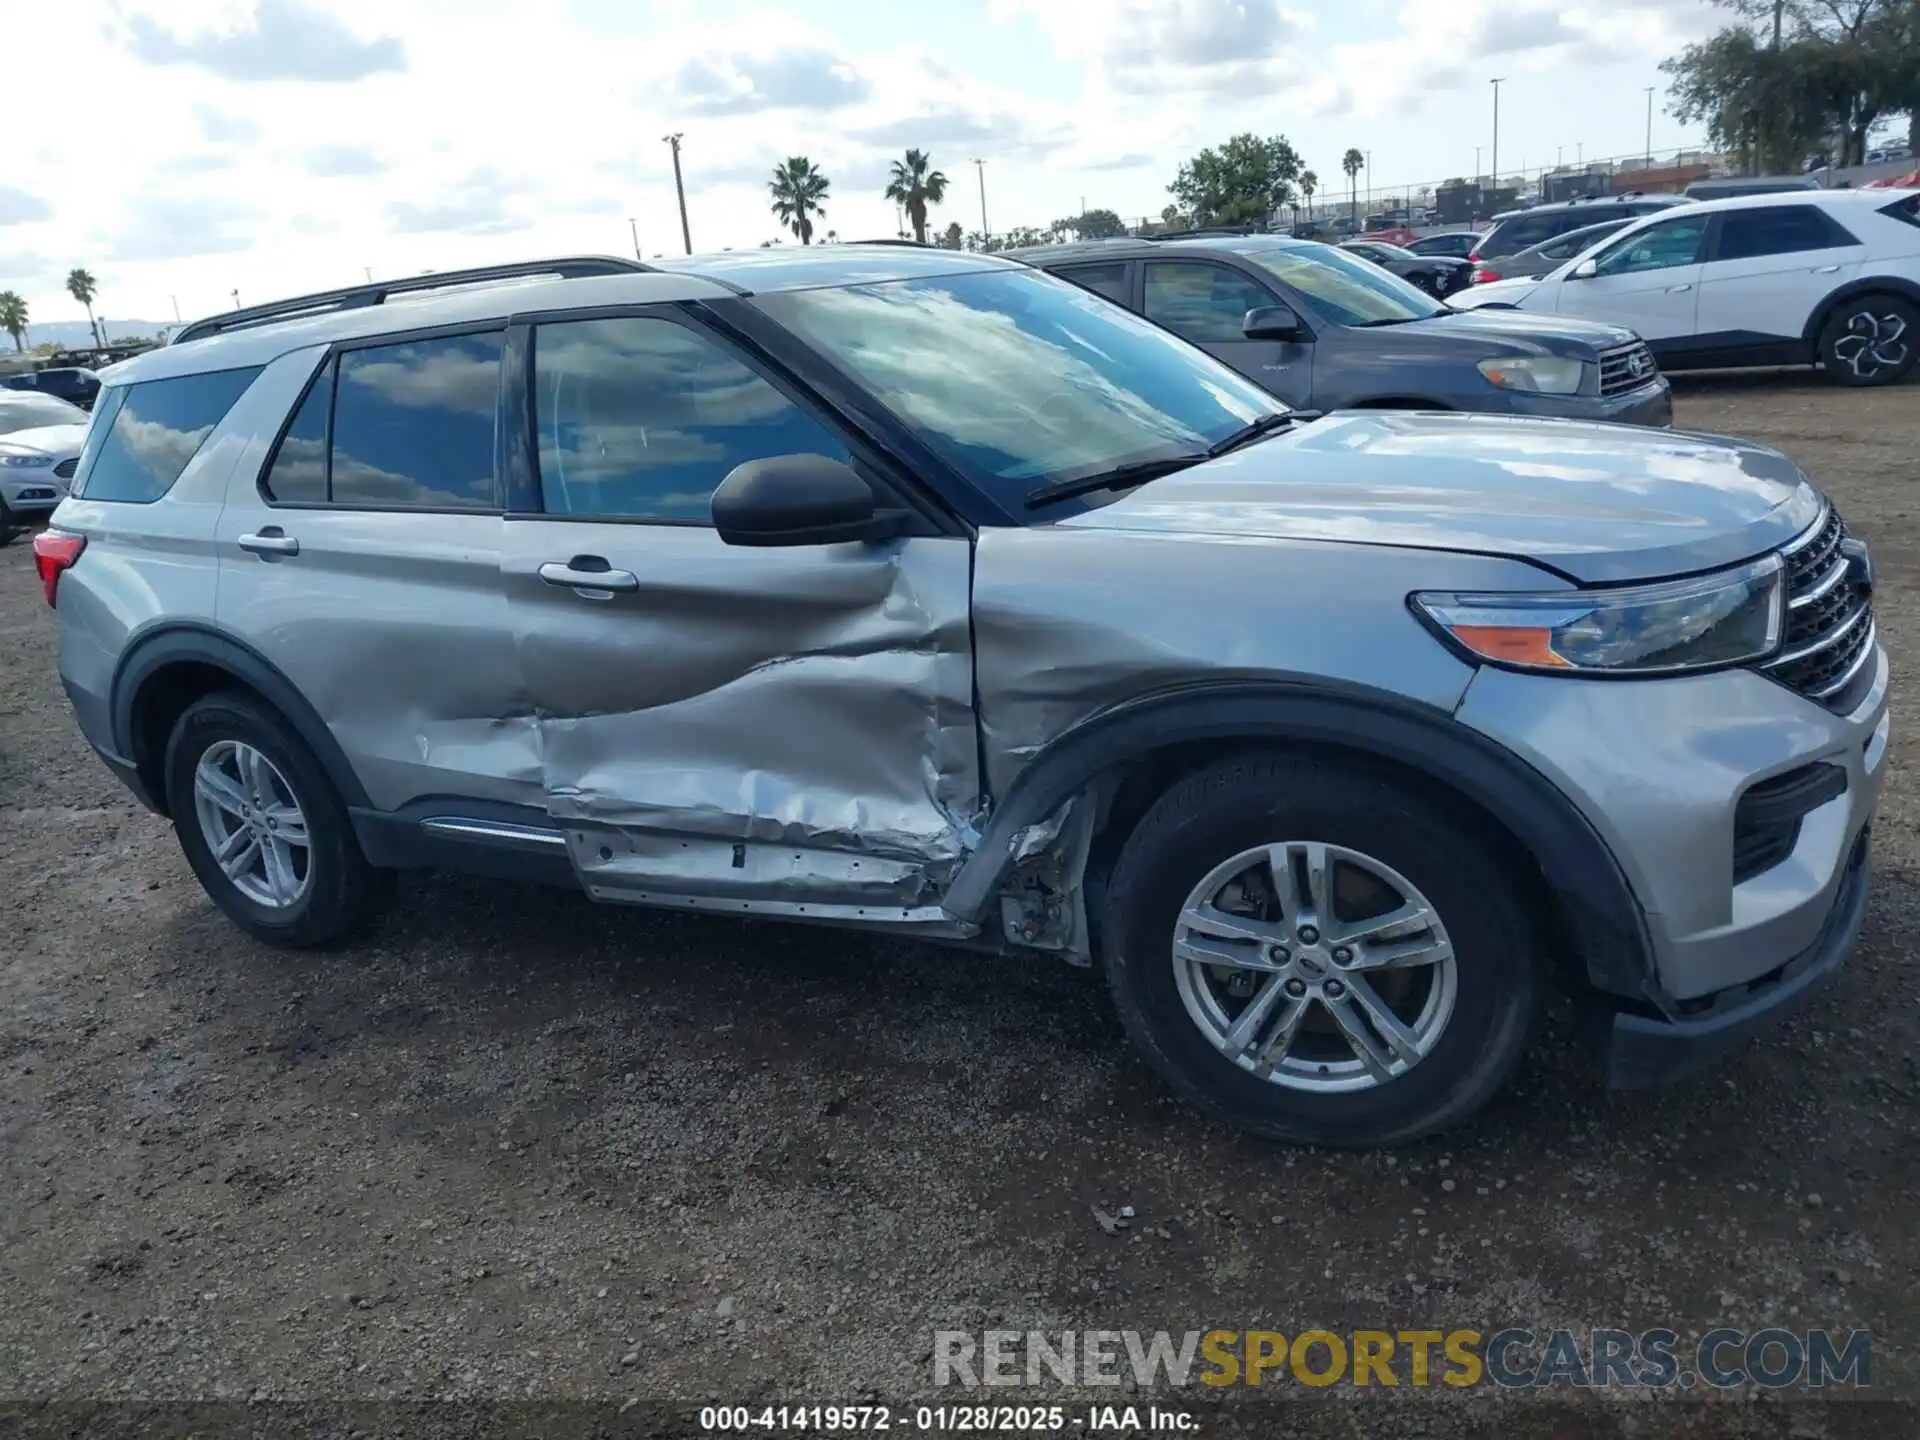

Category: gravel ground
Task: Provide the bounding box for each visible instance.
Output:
[1,375,1916,1438]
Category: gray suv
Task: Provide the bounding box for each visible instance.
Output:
[39,249,1885,1146]
[1011,236,1673,425]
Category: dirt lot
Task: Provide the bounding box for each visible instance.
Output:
[1,376,1916,1438]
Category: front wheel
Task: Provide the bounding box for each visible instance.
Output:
[1818,295,1918,387]
[1101,754,1541,1146]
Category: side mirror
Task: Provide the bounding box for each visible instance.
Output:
[1570,258,1599,280]
[1243,304,1304,341]
[711,453,907,548]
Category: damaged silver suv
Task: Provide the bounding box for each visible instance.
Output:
[40,250,1886,1145]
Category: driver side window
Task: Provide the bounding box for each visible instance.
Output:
[1592,216,1709,277]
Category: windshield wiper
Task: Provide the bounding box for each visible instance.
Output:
[1206,411,1303,458]
[1024,452,1207,510]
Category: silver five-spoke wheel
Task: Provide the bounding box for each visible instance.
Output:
[193,740,312,910]
[1172,840,1457,1093]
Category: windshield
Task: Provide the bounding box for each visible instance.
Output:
[0,394,85,435]
[755,268,1279,507]
[1237,245,1443,326]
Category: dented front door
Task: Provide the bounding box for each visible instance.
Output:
[502,310,979,916]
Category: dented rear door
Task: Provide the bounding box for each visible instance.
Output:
[502,310,979,916]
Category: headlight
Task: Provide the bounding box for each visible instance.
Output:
[0,453,49,468]
[1476,355,1587,395]
[1413,554,1784,675]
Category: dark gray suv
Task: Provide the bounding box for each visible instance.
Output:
[1012,236,1672,425]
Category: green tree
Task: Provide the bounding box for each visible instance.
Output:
[1055,207,1126,239]
[1300,169,1319,213]
[768,156,831,245]
[1341,148,1364,223]
[885,148,949,244]
[1168,133,1302,226]
[66,268,100,348]
[0,291,27,352]
[940,220,964,249]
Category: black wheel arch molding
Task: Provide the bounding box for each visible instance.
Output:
[1801,275,1920,349]
[941,678,1659,1002]
[110,621,374,819]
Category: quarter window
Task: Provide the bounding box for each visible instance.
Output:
[1052,262,1130,304]
[1592,216,1710,276]
[1713,206,1857,261]
[531,316,852,523]
[1143,262,1276,343]
[74,366,261,504]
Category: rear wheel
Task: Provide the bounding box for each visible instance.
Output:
[1818,294,1918,387]
[1101,753,1541,1146]
[0,498,15,548]
[164,692,383,947]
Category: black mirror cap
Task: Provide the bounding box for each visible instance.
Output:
[1243,304,1303,340]
[712,453,901,547]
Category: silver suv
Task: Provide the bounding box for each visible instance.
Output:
[39,250,1887,1145]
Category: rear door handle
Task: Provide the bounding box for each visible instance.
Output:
[539,558,639,592]
[1813,264,1841,274]
[1665,283,1693,293]
[238,528,299,556]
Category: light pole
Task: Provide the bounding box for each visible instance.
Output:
[169,295,181,324]
[1489,78,1503,195]
[231,289,240,309]
[628,217,642,261]
[972,158,989,241]
[1474,145,1481,181]
[1644,86,1655,167]
[1365,150,1372,214]
[662,132,691,254]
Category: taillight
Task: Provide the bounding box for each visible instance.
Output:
[31,529,85,608]
[1466,251,1482,263]
[1472,266,1500,284]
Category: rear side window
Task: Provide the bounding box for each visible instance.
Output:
[259,332,502,510]
[74,365,261,503]
[1713,206,1857,261]
[1052,262,1130,304]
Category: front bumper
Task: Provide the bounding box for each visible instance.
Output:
[1606,829,1869,1088]
[1503,377,1673,428]
[1,475,64,512]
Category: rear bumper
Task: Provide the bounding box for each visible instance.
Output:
[1606,829,1870,1089]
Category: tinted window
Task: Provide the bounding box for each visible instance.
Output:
[261,365,330,503]
[1143,262,1277,343]
[1238,244,1444,326]
[1052,262,1130,304]
[755,268,1277,506]
[533,316,851,522]
[329,333,501,510]
[0,393,86,434]
[1593,215,1710,276]
[1483,213,1563,255]
[74,367,259,503]
[1714,206,1856,261]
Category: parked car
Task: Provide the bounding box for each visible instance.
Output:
[1,366,101,411]
[1866,144,1912,165]
[1405,231,1483,259]
[0,391,88,541]
[1472,193,1692,262]
[1450,188,1920,385]
[1340,240,1473,297]
[1010,235,1671,423]
[1467,219,1632,286]
[39,249,1882,1146]
[1684,176,1819,201]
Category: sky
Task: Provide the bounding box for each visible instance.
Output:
[0,0,1726,334]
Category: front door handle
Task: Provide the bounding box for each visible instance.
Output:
[1664,283,1693,293]
[1813,264,1841,274]
[238,528,299,556]
[539,558,639,592]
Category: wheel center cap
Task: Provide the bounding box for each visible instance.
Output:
[1295,953,1326,979]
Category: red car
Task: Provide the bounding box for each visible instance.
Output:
[1359,226,1420,246]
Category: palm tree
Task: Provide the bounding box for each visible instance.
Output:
[0,291,27,352]
[1341,149,1364,225]
[1300,170,1318,218]
[66,268,101,347]
[768,157,831,245]
[884,148,949,244]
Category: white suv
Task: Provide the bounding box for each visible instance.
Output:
[1453,188,1920,385]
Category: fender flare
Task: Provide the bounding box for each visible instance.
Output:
[942,681,1655,998]
[1801,275,1920,349]
[111,621,372,814]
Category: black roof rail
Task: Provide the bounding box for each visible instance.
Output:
[170,256,656,345]
[1144,225,1268,241]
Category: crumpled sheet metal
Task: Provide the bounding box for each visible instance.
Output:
[528,536,981,905]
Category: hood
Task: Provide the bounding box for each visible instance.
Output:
[1404,304,1636,354]
[1447,276,1539,311]
[0,423,87,459]
[1063,410,1822,584]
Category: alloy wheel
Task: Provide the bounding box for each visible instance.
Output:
[192,740,312,910]
[1831,308,1911,381]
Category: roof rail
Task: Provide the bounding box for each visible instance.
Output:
[170,256,656,345]
[849,237,937,247]
[1144,226,1267,241]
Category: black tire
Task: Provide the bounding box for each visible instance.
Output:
[163,691,383,947]
[0,498,15,548]
[1101,753,1540,1147]
[1817,293,1919,387]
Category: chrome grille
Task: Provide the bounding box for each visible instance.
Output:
[52,457,76,480]
[1598,342,1659,397]
[1760,507,1875,710]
